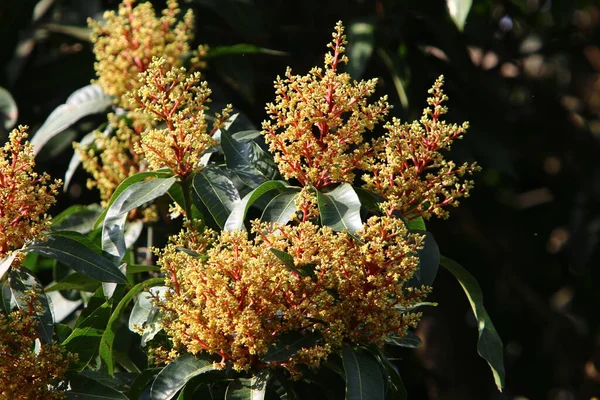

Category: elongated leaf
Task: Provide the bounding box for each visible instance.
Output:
[224,180,290,232]
[25,232,126,284]
[405,216,426,232]
[128,368,161,400]
[63,300,112,370]
[192,166,241,228]
[0,86,18,130]
[370,346,407,400]
[446,0,472,31]
[206,44,287,58]
[95,170,174,229]
[407,232,440,288]
[45,273,102,292]
[221,129,277,188]
[129,286,167,346]
[342,344,385,400]
[385,331,422,349]
[151,353,217,400]
[64,129,96,190]
[316,184,362,233]
[102,177,176,262]
[440,256,505,391]
[31,84,113,154]
[263,331,320,362]
[51,204,103,234]
[66,373,128,399]
[346,20,375,80]
[7,267,54,343]
[225,372,268,400]
[261,190,300,225]
[100,278,164,375]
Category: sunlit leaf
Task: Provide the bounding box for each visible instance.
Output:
[261,190,300,225]
[151,353,216,400]
[446,0,472,31]
[316,184,362,233]
[192,166,241,228]
[30,84,113,154]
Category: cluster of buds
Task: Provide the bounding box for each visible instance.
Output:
[0,291,75,399]
[157,217,427,372]
[0,126,60,257]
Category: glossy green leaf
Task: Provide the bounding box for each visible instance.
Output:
[412,232,440,287]
[261,190,300,225]
[151,353,216,400]
[0,252,19,280]
[221,129,278,188]
[51,204,103,234]
[205,44,287,58]
[66,373,128,399]
[128,368,161,400]
[129,286,168,346]
[270,248,314,278]
[25,231,126,284]
[342,344,385,400]
[346,20,375,80]
[192,166,241,228]
[0,86,18,130]
[353,187,384,215]
[225,372,268,400]
[447,0,472,31]
[63,300,112,370]
[316,184,363,233]
[102,177,176,262]
[385,331,422,349]
[30,84,113,154]
[95,170,174,229]
[263,331,320,362]
[7,267,54,343]
[100,278,164,375]
[45,272,101,292]
[224,180,290,232]
[440,256,505,391]
[405,216,426,232]
[370,346,407,400]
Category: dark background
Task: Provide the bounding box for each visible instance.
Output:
[1,0,599,398]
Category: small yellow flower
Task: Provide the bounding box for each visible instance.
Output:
[262,21,390,189]
[131,58,231,178]
[0,292,75,399]
[0,126,61,257]
[363,76,480,219]
[89,0,205,109]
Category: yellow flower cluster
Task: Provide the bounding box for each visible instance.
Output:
[131,58,231,178]
[157,217,427,372]
[0,126,60,257]
[262,22,390,189]
[363,76,480,220]
[0,293,75,399]
[74,113,152,206]
[89,0,203,109]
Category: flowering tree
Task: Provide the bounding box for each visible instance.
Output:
[0,1,503,398]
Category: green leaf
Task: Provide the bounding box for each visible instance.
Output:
[405,216,426,232]
[353,187,384,215]
[30,84,113,154]
[205,44,287,58]
[64,130,97,190]
[128,287,167,346]
[269,248,314,278]
[65,373,128,399]
[51,204,103,234]
[41,23,92,41]
[224,180,291,232]
[221,129,278,188]
[440,256,505,391]
[45,272,102,292]
[446,0,472,31]
[342,344,385,400]
[346,20,375,80]
[95,170,175,229]
[385,331,422,349]
[7,267,54,343]
[128,368,161,400]
[151,353,217,400]
[63,300,112,370]
[192,166,241,228]
[263,331,320,362]
[0,252,19,280]
[0,86,18,130]
[102,177,176,262]
[408,232,440,287]
[231,130,262,142]
[25,231,127,284]
[369,346,407,400]
[316,184,363,233]
[225,372,268,400]
[261,190,300,225]
[100,278,164,375]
